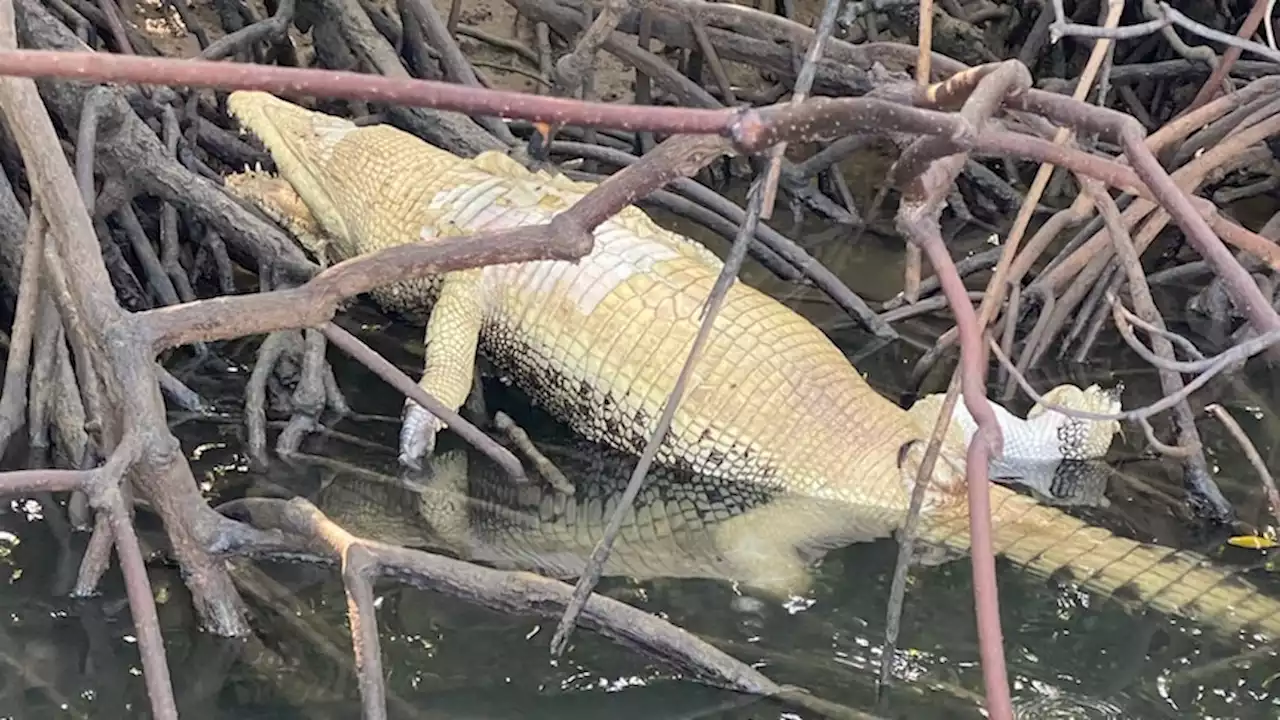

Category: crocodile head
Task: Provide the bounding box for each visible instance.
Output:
[225,168,333,266]
[226,90,358,245]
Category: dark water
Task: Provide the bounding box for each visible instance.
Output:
[1,206,1278,719]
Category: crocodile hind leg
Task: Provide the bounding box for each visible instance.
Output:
[712,496,900,600]
[399,267,486,468]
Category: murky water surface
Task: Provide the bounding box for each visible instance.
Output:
[1,206,1278,719]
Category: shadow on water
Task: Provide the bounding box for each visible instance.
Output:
[1,200,1278,719]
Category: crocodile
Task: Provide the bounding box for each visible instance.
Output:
[221,92,1279,639]
[283,433,1280,642]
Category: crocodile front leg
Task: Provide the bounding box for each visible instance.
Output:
[227,169,488,466]
[399,267,485,467]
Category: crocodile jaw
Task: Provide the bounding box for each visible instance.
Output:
[226,91,356,244]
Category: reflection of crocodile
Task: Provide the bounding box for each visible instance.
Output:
[299,438,1280,641]
[222,93,1279,640]
[308,444,847,595]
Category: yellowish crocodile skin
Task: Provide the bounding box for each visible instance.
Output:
[225,91,1279,641]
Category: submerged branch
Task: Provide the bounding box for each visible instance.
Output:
[223,495,785,695]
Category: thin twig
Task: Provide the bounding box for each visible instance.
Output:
[989,335,1280,424]
[1182,0,1272,112]
[402,0,517,144]
[90,436,177,720]
[1080,176,1226,512]
[689,21,735,106]
[1051,0,1280,64]
[319,323,529,482]
[758,0,842,219]
[0,200,45,456]
[92,0,132,54]
[876,60,1041,720]
[1109,292,1214,371]
[550,0,626,99]
[899,0,936,303]
[1205,404,1280,528]
[199,0,294,61]
[455,24,539,64]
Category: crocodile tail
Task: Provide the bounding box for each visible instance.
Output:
[921,484,1280,641]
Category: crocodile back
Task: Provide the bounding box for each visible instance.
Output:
[482,243,925,521]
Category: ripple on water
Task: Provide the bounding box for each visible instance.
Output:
[1013,692,1124,719]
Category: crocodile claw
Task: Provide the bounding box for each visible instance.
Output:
[399,400,445,470]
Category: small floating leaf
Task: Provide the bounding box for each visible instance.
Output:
[1227,534,1278,550]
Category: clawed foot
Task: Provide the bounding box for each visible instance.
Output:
[399,400,445,470]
